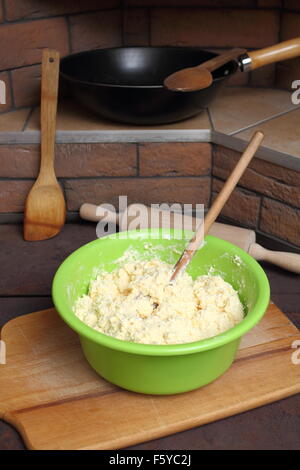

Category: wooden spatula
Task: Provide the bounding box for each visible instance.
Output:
[170,131,264,282]
[164,48,246,92]
[24,49,66,241]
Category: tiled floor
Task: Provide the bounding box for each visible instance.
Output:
[0,108,31,131]
[26,99,212,131]
[208,87,297,134]
[234,107,300,157]
[0,87,300,164]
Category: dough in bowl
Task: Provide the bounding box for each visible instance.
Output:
[74,258,244,345]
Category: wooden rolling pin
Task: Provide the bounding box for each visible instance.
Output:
[80,203,300,274]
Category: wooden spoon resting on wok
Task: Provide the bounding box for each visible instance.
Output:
[165,38,300,92]
[164,48,246,92]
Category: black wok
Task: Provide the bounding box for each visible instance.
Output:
[60,47,237,125]
[60,40,300,125]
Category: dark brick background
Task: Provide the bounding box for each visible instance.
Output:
[0,0,299,112]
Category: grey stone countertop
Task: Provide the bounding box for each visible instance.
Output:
[0,86,300,172]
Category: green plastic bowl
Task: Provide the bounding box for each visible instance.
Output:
[52,229,270,395]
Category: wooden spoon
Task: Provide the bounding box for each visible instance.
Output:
[170,131,264,282]
[164,48,246,92]
[24,49,66,241]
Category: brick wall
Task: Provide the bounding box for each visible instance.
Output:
[212,145,300,248]
[0,0,122,110]
[1,140,299,248]
[0,140,212,213]
[0,0,299,113]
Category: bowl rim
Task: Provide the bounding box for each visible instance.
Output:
[52,229,270,356]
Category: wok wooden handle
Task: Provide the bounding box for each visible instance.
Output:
[248,37,300,70]
[170,131,264,281]
[40,49,60,182]
[249,243,300,274]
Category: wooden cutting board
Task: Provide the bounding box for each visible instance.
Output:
[0,302,299,450]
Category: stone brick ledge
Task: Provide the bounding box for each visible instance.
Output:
[0,141,212,213]
[213,145,300,207]
[212,145,300,248]
[0,140,299,248]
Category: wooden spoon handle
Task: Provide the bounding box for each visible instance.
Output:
[248,37,300,70]
[39,49,60,182]
[170,131,264,282]
[198,48,246,72]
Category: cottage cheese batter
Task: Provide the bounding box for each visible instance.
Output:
[74,258,244,345]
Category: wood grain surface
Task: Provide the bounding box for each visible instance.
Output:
[0,302,299,450]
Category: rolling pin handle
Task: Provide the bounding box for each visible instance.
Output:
[249,243,300,274]
[79,203,119,224]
